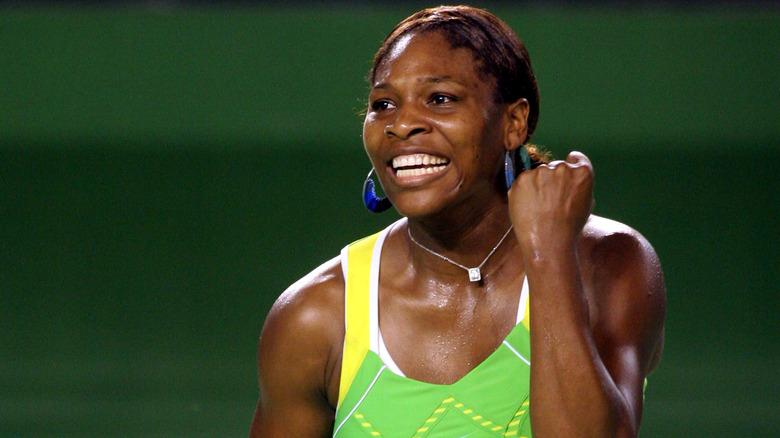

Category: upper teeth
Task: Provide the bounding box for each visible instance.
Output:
[392,154,448,169]
[396,166,447,177]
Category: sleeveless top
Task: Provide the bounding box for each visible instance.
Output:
[333,222,533,438]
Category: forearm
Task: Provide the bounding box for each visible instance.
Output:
[524,245,635,438]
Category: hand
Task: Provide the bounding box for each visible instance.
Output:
[508,151,594,252]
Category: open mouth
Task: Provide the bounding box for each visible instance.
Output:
[391,154,449,178]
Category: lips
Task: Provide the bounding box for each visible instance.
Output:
[391,153,449,178]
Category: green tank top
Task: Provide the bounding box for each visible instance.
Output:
[334,222,533,438]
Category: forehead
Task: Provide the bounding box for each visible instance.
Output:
[373,31,487,88]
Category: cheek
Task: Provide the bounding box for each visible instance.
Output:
[454,117,503,177]
[445,116,493,154]
[362,118,385,164]
[362,117,379,146]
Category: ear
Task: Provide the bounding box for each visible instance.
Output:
[503,98,530,152]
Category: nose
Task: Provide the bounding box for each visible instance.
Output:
[384,104,430,140]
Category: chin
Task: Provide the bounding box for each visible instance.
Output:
[391,194,447,219]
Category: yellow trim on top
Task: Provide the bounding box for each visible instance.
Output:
[521,283,530,331]
[337,232,381,407]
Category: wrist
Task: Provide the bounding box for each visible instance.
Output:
[516,229,577,259]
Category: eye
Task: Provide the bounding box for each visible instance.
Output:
[370,99,395,112]
[430,93,458,105]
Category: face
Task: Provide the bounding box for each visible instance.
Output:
[363,31,514,219]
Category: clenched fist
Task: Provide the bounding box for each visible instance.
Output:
[508,151,595,254]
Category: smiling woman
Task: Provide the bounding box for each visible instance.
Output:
[363,31,511,220]
[250,6,665,438]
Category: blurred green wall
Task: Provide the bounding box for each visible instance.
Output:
[1,4,778,437]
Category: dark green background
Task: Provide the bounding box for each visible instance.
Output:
[1,3,778,437]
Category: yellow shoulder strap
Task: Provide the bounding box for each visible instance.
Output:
[337,232,381,407]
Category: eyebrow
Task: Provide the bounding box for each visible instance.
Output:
[372,75,458,90]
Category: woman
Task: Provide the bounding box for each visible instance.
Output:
[250,6,665,438]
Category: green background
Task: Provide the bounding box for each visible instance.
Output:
[1,3,778,437]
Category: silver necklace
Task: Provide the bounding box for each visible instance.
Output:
[407,225,514,282]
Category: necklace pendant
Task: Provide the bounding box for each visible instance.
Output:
[468,268,482,282]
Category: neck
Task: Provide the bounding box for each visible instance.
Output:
[405,202,515,279]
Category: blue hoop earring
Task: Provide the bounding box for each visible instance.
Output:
[362,168,392,213]
[505,145,533,190]
[504,150,516,190]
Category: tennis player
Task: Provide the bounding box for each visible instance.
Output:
[250,6,665,437]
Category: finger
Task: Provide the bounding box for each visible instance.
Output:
[566,151,592,168]
[546,159,566,170]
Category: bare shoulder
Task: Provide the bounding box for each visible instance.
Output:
[262,255,345,342]
[579,215,663,285]
[256,255,345,422]
[578,215,666,373]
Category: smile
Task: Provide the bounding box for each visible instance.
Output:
[392,154,449,178]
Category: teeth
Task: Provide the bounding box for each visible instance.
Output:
[392,154,448,169]
[396,165,447,178]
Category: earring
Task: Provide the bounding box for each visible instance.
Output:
[519,144,532,174]
[505,145,534,190]
[504,150,516,190]
[362,168,392,213]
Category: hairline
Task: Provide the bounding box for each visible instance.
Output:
[370,28,502,102]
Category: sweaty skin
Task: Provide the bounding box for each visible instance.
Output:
[509,153,665,436]
[250,31,665,438]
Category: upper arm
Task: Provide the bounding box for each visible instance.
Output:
[249,260,345,438]
[584,218,666,429]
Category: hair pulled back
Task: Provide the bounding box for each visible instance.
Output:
[369,5,540,144]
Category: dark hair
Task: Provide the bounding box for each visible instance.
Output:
[369,5,540,144]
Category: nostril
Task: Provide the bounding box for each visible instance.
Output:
[384,111,430,140]
[408,127,425,137]
[385,126,425,139]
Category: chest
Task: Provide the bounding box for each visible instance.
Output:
[378,284,522,384]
